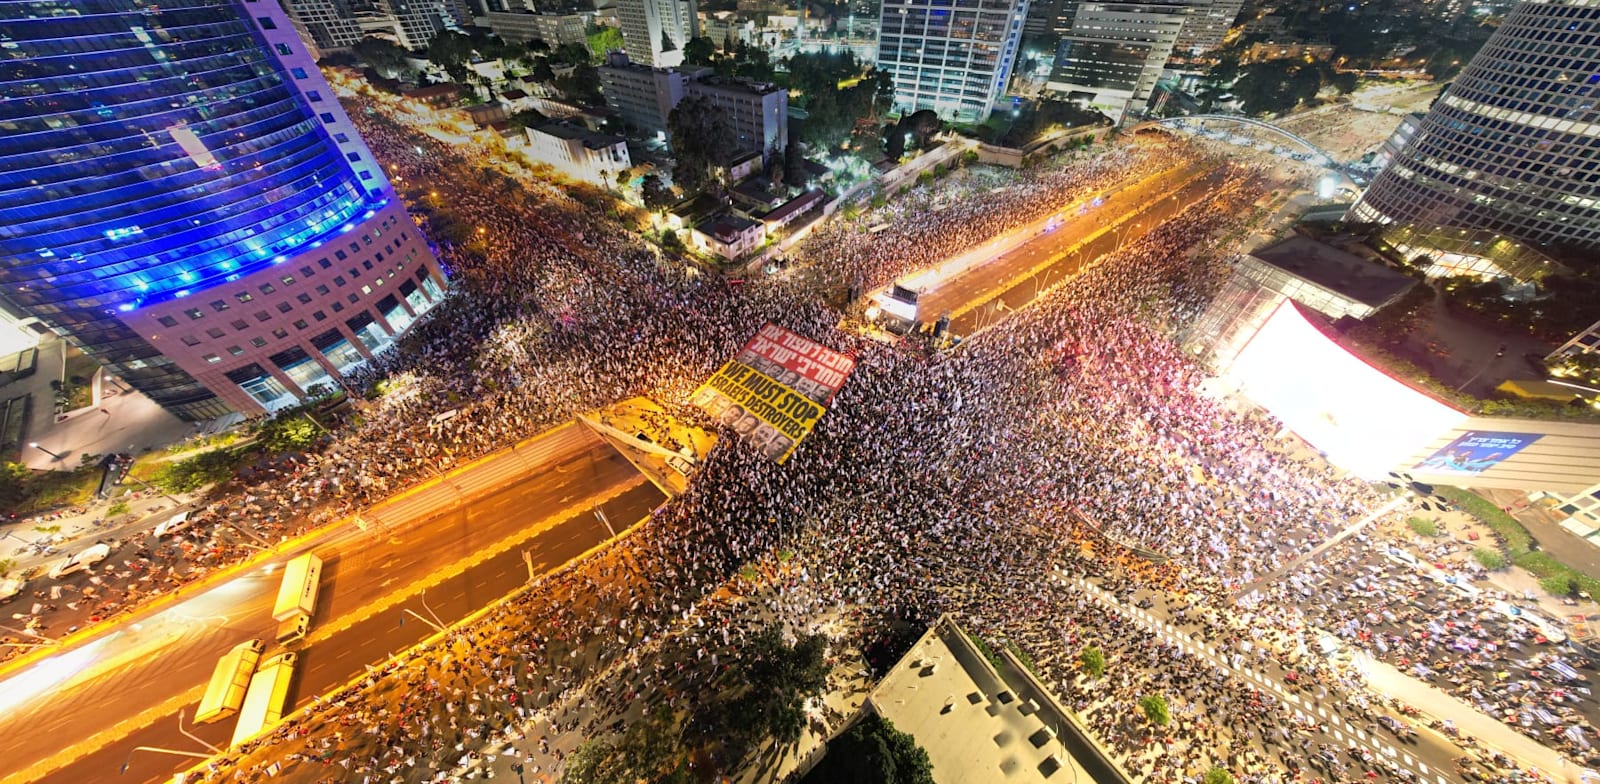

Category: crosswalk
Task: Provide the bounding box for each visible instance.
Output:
[1065,573,1453,784]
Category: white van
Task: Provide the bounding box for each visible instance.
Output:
[48,542,112,579]
[153,511,193,538]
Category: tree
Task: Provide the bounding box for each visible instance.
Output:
[784,136,807,185]
[1329,69,1359,95]
[1079,645,1106,678]
[425,30,476,84]
[586,26,624,62]
[641,174,675,210]
[1205,768,1234,784]
[0,460,29,513]
[1139,694,1170,727]
[667,96,734,193]
[804,714,934,784]
[506,108,548,132]
[727,628,830,748]
[555,64,603,106]
[684,35,716,65]
[354,36,411,78]
[660,29,678,53]
[256,412,320,454]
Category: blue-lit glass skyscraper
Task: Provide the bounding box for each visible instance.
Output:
[1,0,446,420]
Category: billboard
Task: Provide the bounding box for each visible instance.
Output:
[1227,300,1469,479]
[735,323,857,405]
[693,325,855,463]
[1414,431,1543,475]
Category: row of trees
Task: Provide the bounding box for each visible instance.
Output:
[1192,56,1358,116]
[784,50,896,150]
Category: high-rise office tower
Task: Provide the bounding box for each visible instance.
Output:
[877,0,1031,124]
[280,0,365,53]
[1046,0,1192,123]
[1349,0,1600,250]
[1171,0,1241,57]
[0,0,448,420]
[618,0,699,67]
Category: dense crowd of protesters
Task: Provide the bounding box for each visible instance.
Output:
[13,78,1569,784]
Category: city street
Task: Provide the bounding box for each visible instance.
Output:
[941,164,1225,336]
[1,424,664,784]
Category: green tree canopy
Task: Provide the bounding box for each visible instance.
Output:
[727,628,831,748]
[354,36,411,77]
[425,30,476,83]
[1079,645,1106,678]
[1139,694,1170,727]
[586,26,624,62]
[684,35,716,65]
[667,96,734,193]
[803,714,934,784]
[641,173,675,210]
[1205,768,1235,784]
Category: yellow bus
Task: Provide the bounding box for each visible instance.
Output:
[230,652,297,747]
[193,639,265,724]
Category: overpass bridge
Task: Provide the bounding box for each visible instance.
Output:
[1128,114,1340,168]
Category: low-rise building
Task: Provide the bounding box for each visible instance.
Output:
[525,121,633,186]
[692,213,766,259]
[759,188,827,233]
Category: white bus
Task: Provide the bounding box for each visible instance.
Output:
[230,652,297,747]
[194,639,265,724]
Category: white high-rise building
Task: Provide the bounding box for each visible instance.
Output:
[876,0,1031,124]
[1046,0,1192,123]
[618,0,700,67]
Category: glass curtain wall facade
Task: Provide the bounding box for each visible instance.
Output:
[1348,0,1600,251]
[877,0,1031,124]
[0,0,385,419]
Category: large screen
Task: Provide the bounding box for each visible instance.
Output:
[1414,431,1542,475]
[1228,301,1469,478]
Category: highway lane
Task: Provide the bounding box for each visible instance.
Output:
[942,168,1228,337]
[1,425,665,784]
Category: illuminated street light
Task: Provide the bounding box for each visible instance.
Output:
[27,442,62,461]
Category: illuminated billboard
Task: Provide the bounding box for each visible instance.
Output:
[1227,301,1469,478]
[1414,431,1542,474]
[692,325,856,463]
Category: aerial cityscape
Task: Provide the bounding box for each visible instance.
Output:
[2,0,1600,782]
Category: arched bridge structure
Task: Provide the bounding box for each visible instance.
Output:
[1128,114,1339,167]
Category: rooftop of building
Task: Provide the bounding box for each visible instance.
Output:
[696,213,761,241]
[532,120,624,148]
[688,73,784,95]
[1249,233,1417,309]
[866,616,1129,784]
[761,188,827,224]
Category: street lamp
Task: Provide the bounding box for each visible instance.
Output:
[27,442,62,461]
